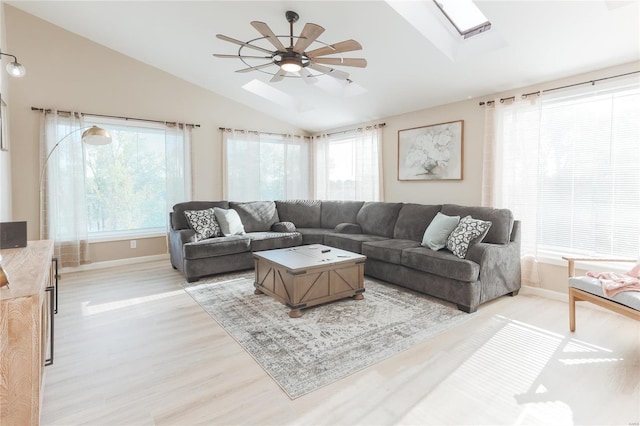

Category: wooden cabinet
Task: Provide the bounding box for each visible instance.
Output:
[0,240,54,426]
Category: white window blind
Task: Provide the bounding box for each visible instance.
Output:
[487,75,640,261]
[537,82,640,258]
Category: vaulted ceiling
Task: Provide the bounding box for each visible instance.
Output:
[7,1,640,132]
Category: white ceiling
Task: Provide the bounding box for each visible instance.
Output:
[7,1,640,133]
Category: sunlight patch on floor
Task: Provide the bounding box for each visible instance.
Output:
[398,315,572,424]
[81,289,184,316]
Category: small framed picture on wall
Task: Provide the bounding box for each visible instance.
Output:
[398,120,463,181]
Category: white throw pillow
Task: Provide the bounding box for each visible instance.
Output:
[446,215,492,258]
[421,212,460,251]
[213,207,246,236]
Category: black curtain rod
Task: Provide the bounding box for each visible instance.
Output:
[322,122,386,137]
[219,127,311,138]
[478,70,640,106]
[31,107,200,128]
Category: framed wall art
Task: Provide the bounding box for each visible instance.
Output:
[398,120,463,181]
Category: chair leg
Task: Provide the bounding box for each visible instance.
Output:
[569,288,576,332]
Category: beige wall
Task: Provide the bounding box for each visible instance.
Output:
[0,3,11,221]
[4,5,304,261]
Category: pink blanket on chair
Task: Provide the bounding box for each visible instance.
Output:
[587,263,640,298]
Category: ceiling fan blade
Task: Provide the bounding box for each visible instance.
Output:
[293,23,325,54]
[236,62,276,73]
[270,69,287,83]
[308,63,350,80]
[214,54,271,59]
[299,68,318,85]
[216,34,274,55]
[306,39,362,58]
[311,58,367,68]
[251,21,287,51]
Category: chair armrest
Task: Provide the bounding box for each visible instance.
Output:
[334,223,362,234]
[562,256,636,278]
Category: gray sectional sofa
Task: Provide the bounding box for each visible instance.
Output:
[169,200,521,312]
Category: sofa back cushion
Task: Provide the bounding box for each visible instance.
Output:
[275,200,322,228]
[441,204,514,245]
[230,201,280,233]
[393,203,442,242]
[172,201,230,230]
[320,201,365,229]
[357,202,404,238]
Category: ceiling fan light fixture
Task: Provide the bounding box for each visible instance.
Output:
[280,57,302,72]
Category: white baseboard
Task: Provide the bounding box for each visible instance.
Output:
[520,285,568,303]
[61,253,169,273]
[520,284,618,314]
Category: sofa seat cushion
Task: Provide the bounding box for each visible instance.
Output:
[324,233,389,254]
[569,276,640,311]
[362,239,422,264]
[402,247,480,282]
[183,235,251,260]
[247,232,302,252]
[296,228,334,245]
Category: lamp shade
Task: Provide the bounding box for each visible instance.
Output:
[81,126,111,146]
[5,61,26,77]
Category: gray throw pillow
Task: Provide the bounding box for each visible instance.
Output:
[446,215,492,258]
[421,212,460,251]
[184,208,222,241]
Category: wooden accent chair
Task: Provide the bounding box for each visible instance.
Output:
[563,257,640,332]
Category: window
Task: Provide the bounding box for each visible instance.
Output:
[537,85,639,258]
[434,0,491,39]
[486,76,640,262]
[82,118,190,239]
[223,130,310,201]
[314,126,383,201]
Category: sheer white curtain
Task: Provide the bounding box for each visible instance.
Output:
[165,123,192,216]
[483,75,640,285]
[223,129,310,201]
[482,96,542,285]
[313,125,383,201]
[40,111,90,267]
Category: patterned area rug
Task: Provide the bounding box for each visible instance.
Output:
[183,273,472,399]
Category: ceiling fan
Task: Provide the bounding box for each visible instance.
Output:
[213,10,367,84]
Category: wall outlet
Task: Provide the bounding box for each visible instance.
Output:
[130,240,137,249]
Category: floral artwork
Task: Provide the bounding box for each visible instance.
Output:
[398,120,463,180]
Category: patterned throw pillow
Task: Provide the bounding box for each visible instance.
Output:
[183,208,222,241]
[446,215,492,258]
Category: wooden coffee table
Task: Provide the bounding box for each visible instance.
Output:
[253,244,366,318]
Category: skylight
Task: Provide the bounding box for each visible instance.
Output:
[434,0,491,39]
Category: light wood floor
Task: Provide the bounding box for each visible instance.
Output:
[41,260,639,425]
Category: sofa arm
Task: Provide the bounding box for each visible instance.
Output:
[466,241,521,302]
[334,223,363,234]
[168,227,196,272]
[271,221,297,232]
